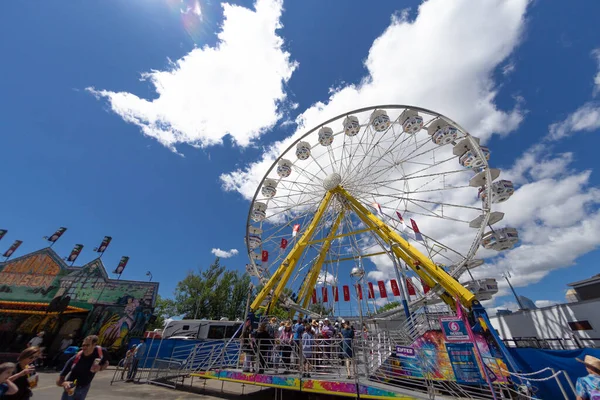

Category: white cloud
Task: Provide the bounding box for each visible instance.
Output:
[535,300,558,308]
[88,0,297,152]
[547,102,600,141]
[592,48,600,96]
[470,146,600,291]
[211,248,239,258]
[502,61,516,76]
[221,0,527,200]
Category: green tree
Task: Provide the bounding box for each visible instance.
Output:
[146,294,177,331]
[309,301,332,316]
[376,301,401,314]
[172,258,252,320]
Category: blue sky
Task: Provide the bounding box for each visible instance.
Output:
[1,0,600,314]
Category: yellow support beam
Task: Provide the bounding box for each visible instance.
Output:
[334,186,475,308]
[251,191,334,311]
[297,211,345,314]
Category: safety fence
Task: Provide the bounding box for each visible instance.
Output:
[110,332,577,399]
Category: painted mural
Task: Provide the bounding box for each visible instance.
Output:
[375,330,509,385]
[0,248,159,352]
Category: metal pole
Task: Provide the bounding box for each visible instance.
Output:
[504,275,525,310]
[354,282,369,377]
[390,243,410,320]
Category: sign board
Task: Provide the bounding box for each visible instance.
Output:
[395,345,416,358]
[440,316,469,341]
[446,343,484,384]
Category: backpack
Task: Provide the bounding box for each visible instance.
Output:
[71,346,103,369]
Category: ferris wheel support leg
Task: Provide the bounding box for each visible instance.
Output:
[296,211,345,318]
[250,191,335,312]
[471,301,524,375]
[333,186,476,309]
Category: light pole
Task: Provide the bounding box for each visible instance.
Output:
[502,271,524,310]
[146,271,153,282]
[350,266,369,376]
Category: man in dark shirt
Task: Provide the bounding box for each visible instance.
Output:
[56,335,109,400]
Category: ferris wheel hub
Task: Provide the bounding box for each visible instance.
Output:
[323,172,342,191]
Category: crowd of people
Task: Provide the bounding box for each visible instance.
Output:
[0,332,110,400]
[241,317,358,379]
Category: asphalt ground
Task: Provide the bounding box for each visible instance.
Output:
[32,369,269,400]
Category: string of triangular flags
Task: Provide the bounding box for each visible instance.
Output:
[372,203,424,241]
[307,278,431,304]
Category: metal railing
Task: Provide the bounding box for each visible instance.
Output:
[503,336,600,350]
[112,329,576,399]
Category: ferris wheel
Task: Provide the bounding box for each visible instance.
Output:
[245,105,518,316]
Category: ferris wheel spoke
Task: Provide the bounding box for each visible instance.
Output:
[344,122,402,181]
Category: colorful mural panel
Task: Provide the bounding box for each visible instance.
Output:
[0,248,159,352]
[379,330,509,385]
[0,253,63,301]
[192,370,414,399]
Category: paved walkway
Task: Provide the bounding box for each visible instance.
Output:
[33,369,266,400]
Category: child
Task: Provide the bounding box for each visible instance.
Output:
[0,363,18,398]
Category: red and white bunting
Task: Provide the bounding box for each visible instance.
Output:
[421,278,431,294]
[367,282,375,299]
[311,288,317,304]
[390,279,401,296]
[406,278,416,296]
[378,281,388,298]
[372,202,383,216]
[410,218,423,241]
[322,286,328,302]
[333,286,339,302]
[292,224,301,237]
[343,285,350,301]
[395,211,406,231]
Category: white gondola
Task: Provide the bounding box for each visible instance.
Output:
[469,211,504,228]
[453,138,490,169]
[277,159,292,178]
[469,168,501,187]
[465,278,498,301]
[250,251,262,262]
[251,202,267,222]
[248,226,263,250]
[480,180,514,203]
[427,118,459,145]
[399,109,423,134]
[343,115,360,136]
[482,227,519,251]
[370,110,391,132]
[261,179,277,198]
[318,127,334,146]
[296,141,311,160]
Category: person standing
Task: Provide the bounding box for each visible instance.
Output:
[5,348,38,400]
[279,323,293,371]
[126,339,146,382]
[253,323,271,374]
[52,335,74,368]
[292,320,305,368]
[576,355,600,400]
[240,320,253,372]
[0,363,19,398]
[301,325,314,378]
[26,333,44,349]
[56,335,109,400]
[340,323,355,379]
